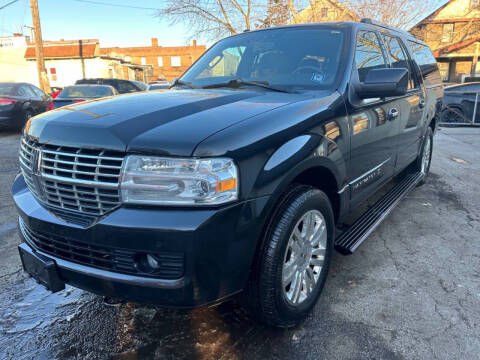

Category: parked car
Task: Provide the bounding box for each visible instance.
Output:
[50,86,63,99]
[13,20,442,327]
[75,78,147,94]
[441,82,480,123]
[148,83,171,90]
[53,85,118,108]
[0,82,52,130]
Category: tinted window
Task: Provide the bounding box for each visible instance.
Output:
[181,28,347,90]
[58,86,114,98]
[382,35,417,89]
[355,31,387,82]
[0,84,15,96]
[408,41,438,76]
[17,85,36,97]
[30,85,45,97]
[149,84,170,90]
[115,81,138,93]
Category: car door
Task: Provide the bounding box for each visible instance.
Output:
[30,85,50,113]
[381,35,425,172]
[347,30,401,206]
[19,85,42,114]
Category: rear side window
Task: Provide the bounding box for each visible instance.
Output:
[30,86,45,97]
[382,35,417,89]
[116,81,138,93]
[354,31,387,82]
[407,41,438,77]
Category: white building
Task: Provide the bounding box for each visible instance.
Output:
[0,34,38,85]
[24,39,151,87]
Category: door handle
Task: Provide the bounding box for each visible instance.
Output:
[419,99,426,109]
[388,108,399,120]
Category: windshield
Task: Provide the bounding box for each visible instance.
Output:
[181,27,346,90]
[58,86,113,99]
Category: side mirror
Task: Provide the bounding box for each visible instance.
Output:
[356,68,408,99]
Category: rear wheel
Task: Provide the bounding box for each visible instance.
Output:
[415,127,433,185]
[247,185,334,327]
[441,107,464,123]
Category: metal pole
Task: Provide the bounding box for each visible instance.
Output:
[472,92,479,125]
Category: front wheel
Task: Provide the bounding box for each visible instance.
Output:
[247,185,334,327]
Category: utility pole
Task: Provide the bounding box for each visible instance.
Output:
[30,0,50,93]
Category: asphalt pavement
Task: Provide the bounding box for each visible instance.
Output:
[0,127,479,360]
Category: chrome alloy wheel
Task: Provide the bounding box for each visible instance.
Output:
[282,209,327,305]
[421,136,431,174]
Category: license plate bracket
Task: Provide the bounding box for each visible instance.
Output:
[18,243,65,292]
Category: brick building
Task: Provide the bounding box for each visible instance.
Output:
[24,39,152,87]
[410,0,480,83]
[101,39,206,82]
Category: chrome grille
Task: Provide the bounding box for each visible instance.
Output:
[19,136,124,216]
[19,137,41,198]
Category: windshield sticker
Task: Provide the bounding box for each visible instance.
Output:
[311,72,327,82]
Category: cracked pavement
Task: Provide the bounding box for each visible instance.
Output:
[0,127,479,360]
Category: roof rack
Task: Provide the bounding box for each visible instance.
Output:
[360,18,413,38]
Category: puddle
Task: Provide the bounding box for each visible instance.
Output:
[0,280,85,335]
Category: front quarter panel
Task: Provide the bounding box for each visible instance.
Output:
[193,91,350,201]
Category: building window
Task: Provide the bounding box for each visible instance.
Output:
[157,56,163,67]
[321,7,328,18]
[171,56,181,67]
[442,23,454,43]
[141,57,146,65]
[49,68,57,81]
[471,0,480,9]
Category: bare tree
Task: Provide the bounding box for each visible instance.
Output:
[346,0,435,29]
[156,0,316,40]
[156,0,437,42]
[257,0,290,28]
[156,0,259,40]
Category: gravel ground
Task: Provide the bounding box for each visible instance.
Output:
[0,127,479,360]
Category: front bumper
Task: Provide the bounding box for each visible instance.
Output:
[13,174,270,307]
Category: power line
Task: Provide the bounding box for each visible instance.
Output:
[71,0,160,10]
[0,0,21,10]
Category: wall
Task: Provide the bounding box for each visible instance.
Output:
[102,41,206,81]
[295,0,357,22]
[39,58,128,87]
[0,36,38,86]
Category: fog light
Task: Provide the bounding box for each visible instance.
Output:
[134,253,163,274]
[146,254,160,270]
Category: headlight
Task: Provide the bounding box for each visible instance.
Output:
[120,156,238,206]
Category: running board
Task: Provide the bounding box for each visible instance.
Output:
[335,171,424,255]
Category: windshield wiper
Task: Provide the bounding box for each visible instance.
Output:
[202,79,294,93]
[170,79,197,89]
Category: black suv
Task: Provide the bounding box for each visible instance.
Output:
[75,78,147,94]
[14,20,442,327]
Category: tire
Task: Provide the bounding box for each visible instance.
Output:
[441,107,464,123]
[415,127,433,185]
[247,185,334,327]
[19,110,33,131]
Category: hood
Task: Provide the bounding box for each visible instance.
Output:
[26,89,308,156]
[26,89,305,156]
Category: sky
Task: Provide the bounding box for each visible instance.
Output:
[0,0,449,48]
[0,0,194,47]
